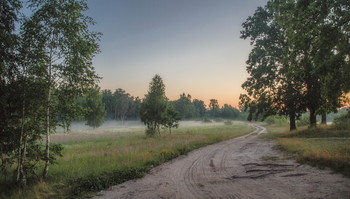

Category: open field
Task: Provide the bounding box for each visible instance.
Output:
[1,121,252,199]
[264,124,350,177]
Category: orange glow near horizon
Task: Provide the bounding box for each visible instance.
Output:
[99,78,243,108]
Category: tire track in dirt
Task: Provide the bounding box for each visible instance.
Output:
[95,123,350,199]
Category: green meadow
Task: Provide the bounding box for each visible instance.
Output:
[1,122,252,199]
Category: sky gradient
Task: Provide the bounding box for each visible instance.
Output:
[87,0,268,107]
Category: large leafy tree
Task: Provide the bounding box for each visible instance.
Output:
[162,103,180,134]
[56,87,87,133]
[0,0,23,183]
[172,93,196,119]
[192,99,206,118]
[127,96,142,119]
[140,75,177,135]
[140,75,168,135]
[0,0,49,185]
[240,1,305,130]
[20,0,100,179]
[208,99,220,118]
[84,87,106,129]
[101,89,142,121]
[276,0,349,127]
[221,104,240,119]
[101,89,115,119]
[113,88,132,121]
[240,0,349,129]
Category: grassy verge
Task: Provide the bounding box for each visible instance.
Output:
[1,123,252,199]
[264,124,350,177]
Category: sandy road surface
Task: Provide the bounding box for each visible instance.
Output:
[95,124,350,199]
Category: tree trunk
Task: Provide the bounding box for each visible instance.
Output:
[17,78,27,185]
[20,133,28,185]
[16,124,23,183]
[43,80,51,180]
[309,108,317,128]
[114,106,117,120]
[321,113,327,125]
[17,108,28,185]
[289,112,296,131]
[43,52,52,180]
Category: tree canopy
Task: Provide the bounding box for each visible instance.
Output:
[0,0,100,184]
[240,0,350,130]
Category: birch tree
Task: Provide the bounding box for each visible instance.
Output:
[0,0,22,182]
[22,0,100,179]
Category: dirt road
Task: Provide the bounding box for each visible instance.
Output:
[95,124,350,199]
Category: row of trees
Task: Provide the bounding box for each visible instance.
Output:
[95,89,240,123]
[1,0,100,185]
[240,0,350,130]
[171,94,240,120]
[59,76,242,132]
[86,75,242,135]
[101,89,141,121]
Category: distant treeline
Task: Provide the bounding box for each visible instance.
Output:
[80,88,245,122]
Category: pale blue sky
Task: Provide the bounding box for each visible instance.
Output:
[87,0,268,106]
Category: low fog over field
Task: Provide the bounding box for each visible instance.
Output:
[56,120,228,133]
[52,120,235,143]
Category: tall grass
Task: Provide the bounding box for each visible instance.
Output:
[265,125,350,177]
[1,123,252,199]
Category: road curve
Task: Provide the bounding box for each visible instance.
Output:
[95,123,350,199]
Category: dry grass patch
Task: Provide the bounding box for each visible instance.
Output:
[266,125,350,177]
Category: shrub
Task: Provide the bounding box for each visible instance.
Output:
[145,128,156,136]
[224,120,233,125]
[333,111,350,130]
[201,117,212,123]
[296,115,310,127]
[214,118,223,122]
[265,115,288,125]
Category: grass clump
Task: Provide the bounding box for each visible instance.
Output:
[0,181,55,199]
[68,167,147,197]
